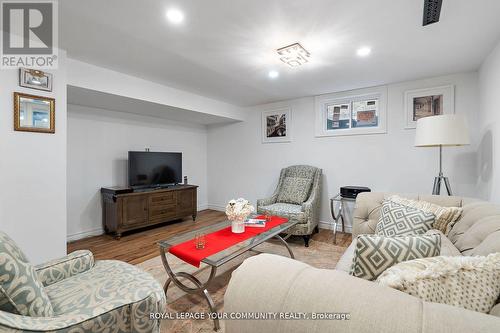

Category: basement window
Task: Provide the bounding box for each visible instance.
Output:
[315,86,387,137]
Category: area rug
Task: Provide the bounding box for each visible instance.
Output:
[136,231,349,333]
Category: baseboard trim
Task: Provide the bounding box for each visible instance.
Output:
[67,228,104,242]
[207,204,226,212]
[68,205,211,242]
[197,204,209,211]
[319,220,352,234]
[206,205,352,233]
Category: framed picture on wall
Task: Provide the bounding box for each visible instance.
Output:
[14,92,55,134]
[314,86,387,137]
[404,85,454,129]
[19,68,53,92]
[261,107,292,143]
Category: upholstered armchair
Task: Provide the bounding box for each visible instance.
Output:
[257,165,322,247]
[0,231,166,332]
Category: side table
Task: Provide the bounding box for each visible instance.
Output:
[330,194,356,244]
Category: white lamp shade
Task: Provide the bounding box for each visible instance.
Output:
[415,114,470,147]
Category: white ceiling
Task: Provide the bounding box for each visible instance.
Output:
[60,0,500,107]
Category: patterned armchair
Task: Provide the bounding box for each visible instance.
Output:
[257,165,322,247]
[0,231,166,333]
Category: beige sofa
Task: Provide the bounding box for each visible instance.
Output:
[225,193,500,333]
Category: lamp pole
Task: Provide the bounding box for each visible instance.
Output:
[432,145,452,195]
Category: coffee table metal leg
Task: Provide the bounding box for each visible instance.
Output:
[273,234,295,259]
[159,248,220,331]
[163,278,172,295]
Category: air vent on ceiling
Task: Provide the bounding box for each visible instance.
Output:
[423,0,443,26]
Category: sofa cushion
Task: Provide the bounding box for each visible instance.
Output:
[350,234,441,280]
[425,230,462,257]
[376,200,435,237]
[35,250,95,287]
[377,253,500,314]
[388,195,463,234]
[335,241,356,273]
[351,192,467,238]
[277,177,312,205]
[0,231,53,317]
[257,203,307,224]
[490,303,500,317]
[447,202,500,255]
[259,203,302,214]
[45,260,165,316]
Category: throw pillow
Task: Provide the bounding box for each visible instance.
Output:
[425,229,462,257]
[376,200,435,237]
[277,177,312,205]
[0,231,54,317]
[388,195,463,234]
[350,234,441,281]
[377,253,500,314]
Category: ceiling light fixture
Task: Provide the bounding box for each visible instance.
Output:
[356,47,371,57]
[268,70,279,79]
[166,8,184,24]
[277,43,311,68]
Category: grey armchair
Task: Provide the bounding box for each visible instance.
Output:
[0,231,166,333]
[257,165,322,247]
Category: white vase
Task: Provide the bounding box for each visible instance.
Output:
[231,219,245,233]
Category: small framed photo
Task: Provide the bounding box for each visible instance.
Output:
[404,85,454,129]
[19,68,53,92]
[261,107,291,143]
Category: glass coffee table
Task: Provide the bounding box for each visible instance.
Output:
[158,218,299,331]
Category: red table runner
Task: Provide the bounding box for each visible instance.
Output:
[169,216,288,267]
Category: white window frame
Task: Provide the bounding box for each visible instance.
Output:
[314,86,388,137]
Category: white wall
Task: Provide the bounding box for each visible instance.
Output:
[207,72,479,231]
[0,51,68,264]
[67,104,208,240]
[477,40,500,202]
[67,58,246,122]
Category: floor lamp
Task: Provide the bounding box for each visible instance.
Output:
[415,115,470,195]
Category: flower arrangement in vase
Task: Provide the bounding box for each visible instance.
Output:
[225,198,254,233]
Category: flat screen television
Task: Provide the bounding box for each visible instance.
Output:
[128,151,182,189]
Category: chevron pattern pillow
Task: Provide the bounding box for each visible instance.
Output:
[350,234,441,280]
[376,200,435,237]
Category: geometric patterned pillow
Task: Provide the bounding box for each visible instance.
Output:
[277,177,312,205]
[0,231,53,317]
[387,195,462,234]
[376,200,435,237]
[350,234,441,281]
[377,253,500,313]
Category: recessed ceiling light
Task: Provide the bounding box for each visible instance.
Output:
[268,70,279,79]
[166,8,184,24]
[356,47,371,57]
[277,43,311,67]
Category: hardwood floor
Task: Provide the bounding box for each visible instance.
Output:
[67,209,352,265]
[67,210,226,265]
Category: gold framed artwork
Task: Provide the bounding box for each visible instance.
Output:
[19,68,53,92]
[14,92,55,134]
